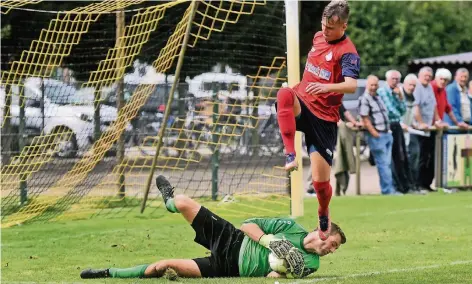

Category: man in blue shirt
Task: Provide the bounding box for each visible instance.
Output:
[378,70,417,194]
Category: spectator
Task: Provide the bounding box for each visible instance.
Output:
[306,105,361,196]
[401,74,421,182]
[359,75,396,195]
[333,104,362,196]
[378,70,417,194]
[445,68,471,125]
[469,80,472,96]
[413,66,447,192]
[432,68,468,128]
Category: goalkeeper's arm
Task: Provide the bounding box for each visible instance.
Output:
[239,223,265,243]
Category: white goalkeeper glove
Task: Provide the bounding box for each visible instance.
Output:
[259,234,294,259]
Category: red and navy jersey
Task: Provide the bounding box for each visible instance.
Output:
[294,31,360,122]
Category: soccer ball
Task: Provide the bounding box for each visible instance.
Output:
[268,252,288,273]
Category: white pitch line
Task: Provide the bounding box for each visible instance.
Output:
[287,260,472,284]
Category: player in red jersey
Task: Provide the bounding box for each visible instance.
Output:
[276,0,360,240]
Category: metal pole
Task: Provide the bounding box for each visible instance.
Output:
[211,90,219,200]
[2,85,12,166]
[19,86,27,205]
[40,79,45,131]
[93,89,101,143]
[141,1,199,213]
[116,7,126,198]
[435,129,443,190]
[355,130,361,195]
[284,0,303,217]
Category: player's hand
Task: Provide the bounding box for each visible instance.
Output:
[305,82,329,95]
[285,248,305,278]
[259,234,293,258]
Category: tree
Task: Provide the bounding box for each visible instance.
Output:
[347,1,472,78]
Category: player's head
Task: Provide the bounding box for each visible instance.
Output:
[403,73,418,94]
[305,222,346,256]
[385,70,402,89]
[321,0,350,42]
[434,68,452,89]
[418,66,433,86]
[455,68,469,88]
[366,75,379,96]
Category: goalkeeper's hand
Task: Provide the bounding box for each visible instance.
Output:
[285,247,305,278]
[258,234,293,258]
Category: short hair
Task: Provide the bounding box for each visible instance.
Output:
[386,70,402,80]
[456,68,469,76]
[315,222,347,244]
[403,73,418,83]
[323,0,350,23]
[435,68,452,80]
[419,66,433,75]
[331,222,347,244]
[367,74,379,82]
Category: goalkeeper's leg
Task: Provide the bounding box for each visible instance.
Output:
[156,175,201,224]
[80,259,202,279]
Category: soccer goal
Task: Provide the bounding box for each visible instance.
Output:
[0,0,303,227]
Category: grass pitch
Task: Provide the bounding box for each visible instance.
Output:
[2,192,472,284]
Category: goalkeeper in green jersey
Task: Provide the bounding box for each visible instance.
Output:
[80,175,346,280]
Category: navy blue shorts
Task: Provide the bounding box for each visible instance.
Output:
[295,98,337,166]
[275,97,337,165]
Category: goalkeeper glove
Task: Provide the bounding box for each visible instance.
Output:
[285,247,305,278]
[259,234,294,259]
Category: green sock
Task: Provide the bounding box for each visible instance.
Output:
[109,264,149,278]
[165,198,180,213]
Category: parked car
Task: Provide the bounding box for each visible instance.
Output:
[0,78,130,158]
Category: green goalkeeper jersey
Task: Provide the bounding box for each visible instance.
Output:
[238,217,320,277]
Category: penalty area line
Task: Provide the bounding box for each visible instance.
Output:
[287,260,472,283]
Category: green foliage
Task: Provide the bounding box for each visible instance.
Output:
[348,1,472,78]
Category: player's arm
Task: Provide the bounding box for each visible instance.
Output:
[239,222,265,242]
[306,53,360,95]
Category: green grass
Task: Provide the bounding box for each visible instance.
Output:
[2,192,472,283]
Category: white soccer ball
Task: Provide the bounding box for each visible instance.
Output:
[268,252,288,273]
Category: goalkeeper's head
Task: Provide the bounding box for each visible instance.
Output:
[304,222,347,257]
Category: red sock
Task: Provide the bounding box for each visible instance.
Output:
[276,88,296,154]
[313,180,332,216]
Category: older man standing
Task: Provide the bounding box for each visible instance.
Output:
[432,68,468,128]
[378,70,416,194]
[413,67,447,192]
[359,75,395,195]
[401,74,421,183]
[445,68,471,125]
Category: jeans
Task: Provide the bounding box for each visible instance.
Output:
[408,134,420,182]
[367,132,395,195]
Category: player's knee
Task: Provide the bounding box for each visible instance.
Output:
[276,87,294,106]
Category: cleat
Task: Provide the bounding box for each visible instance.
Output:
[318,214,331,241]
[80,268,109,279]
[284,153,299,172]
[156,175,175,204]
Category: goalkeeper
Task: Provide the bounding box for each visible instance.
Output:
[80,175,346,280]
